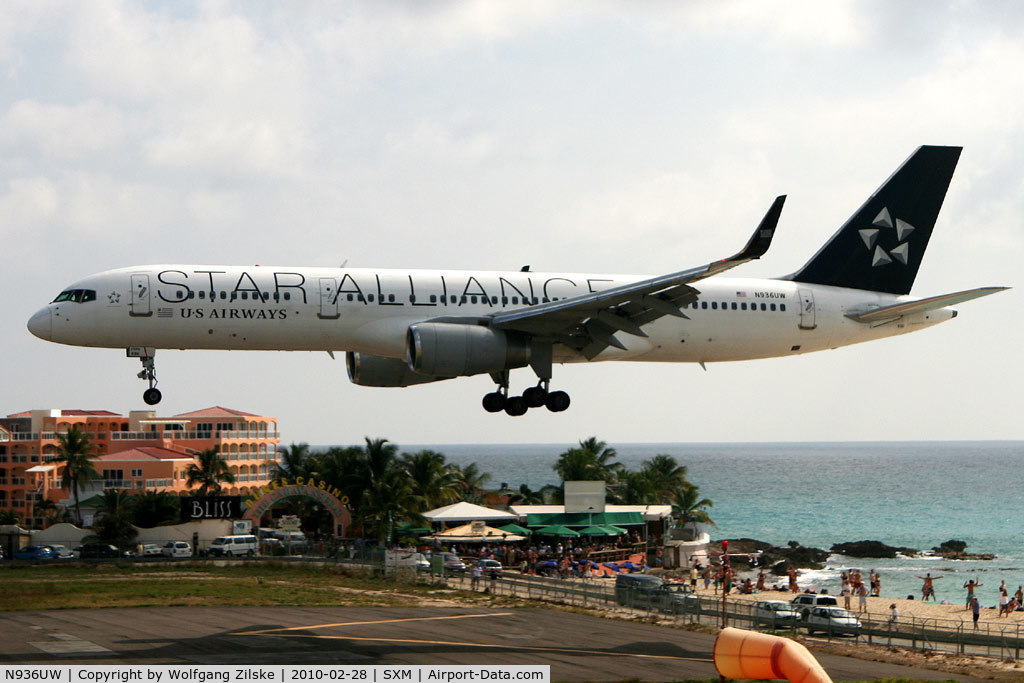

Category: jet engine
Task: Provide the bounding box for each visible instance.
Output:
[406,322,530,377]
[346,352,450,387]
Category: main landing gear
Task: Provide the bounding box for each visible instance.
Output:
[482,373,570,417]
[128,347,162,405]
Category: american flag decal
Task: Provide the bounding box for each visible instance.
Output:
[157,308,173,318]
[736,291,747,297]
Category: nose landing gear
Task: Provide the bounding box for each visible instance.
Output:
[128,347,162,405]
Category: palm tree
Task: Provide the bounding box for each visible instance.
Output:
[0,509,22,525]
[130,490,181,527]
[274,442,312,481]
[553,437,624,500]
[89,489,137,547]
[637,454,691,504]
[402,450,460,509]
[672,483,716,528]
[450,462,491,503]
[54,426,99,526]
[185,446,236,496]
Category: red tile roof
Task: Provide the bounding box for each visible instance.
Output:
[173,406,265,418]
[6,410,122,418]
[96,447,194,462]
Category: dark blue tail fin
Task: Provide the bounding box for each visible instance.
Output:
[786,145,961,295]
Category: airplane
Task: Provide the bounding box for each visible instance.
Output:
[27,145,1008,416]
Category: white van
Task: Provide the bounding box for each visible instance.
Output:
[209,535,258,557]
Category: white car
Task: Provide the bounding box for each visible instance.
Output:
[804,606,862,636]
[46,544,75,560]
[139,543,162,557]
[161,541,192,559]
[753,600,802,627]
[790,593,839,619]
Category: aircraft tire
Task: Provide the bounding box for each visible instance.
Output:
[523,386,547,408]
[504,396,528,416]
[143,388,162,405]
[545,390,570,412]
[482,392,506,413]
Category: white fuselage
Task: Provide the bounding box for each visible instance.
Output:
[28,265,953,364]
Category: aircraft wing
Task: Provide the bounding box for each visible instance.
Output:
[845,286,1009,324]
[488,196,785,358]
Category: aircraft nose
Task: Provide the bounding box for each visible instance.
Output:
[27,307,52,340]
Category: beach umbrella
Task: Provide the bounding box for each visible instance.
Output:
[498,523,532,536]
[600,524,628,535]
[578,525,616,536]
[534,524,580,537]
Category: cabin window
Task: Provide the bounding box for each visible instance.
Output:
[368,294,375,302]
[198,291,205,300]
[501,296,508,305]
[512,296,519,304]
[780,303,786,312]
[429,295,437,303]
[491,296,498,304]
[471,296,477,304]
[731,302,737,310]
[740,302,746,310]
[770,303,776,311]
[711,302,718,310]
[760,303,766,311]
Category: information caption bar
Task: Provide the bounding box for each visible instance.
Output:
[1,666,549,683]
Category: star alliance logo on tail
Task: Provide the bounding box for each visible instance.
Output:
[859,207,914,267]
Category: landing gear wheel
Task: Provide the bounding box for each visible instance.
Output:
[143,388,163,405]
[523,385,547,408]
[545,390,570,412]
[504,396,528,416]
[482,392,506,413]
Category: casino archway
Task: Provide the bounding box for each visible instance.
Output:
[244,479,352,537]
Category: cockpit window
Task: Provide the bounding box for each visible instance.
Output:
[52,289,97,304]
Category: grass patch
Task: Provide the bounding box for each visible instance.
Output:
[0,562,456,611]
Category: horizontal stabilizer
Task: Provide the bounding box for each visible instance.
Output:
[845,286,1009,323]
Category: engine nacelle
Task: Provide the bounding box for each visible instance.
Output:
[346,352,450,387]
[406,322,530,377]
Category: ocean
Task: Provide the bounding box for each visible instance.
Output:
[400,440,1024,606]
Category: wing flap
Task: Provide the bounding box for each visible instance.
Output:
[490,195,785,345]
[845,286,1009,323]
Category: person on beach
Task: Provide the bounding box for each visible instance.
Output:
[869,569,880,597]
[841,582,851,610]
[915,572,943,601]
[856,582,868,612]
[971,596,981,629]
[1005,597,1020,616]
[998,588,1010,616]
[787,566,801,593]
[888,603,899,627]
[756,569,766,592]
[964,579,982,608]
[690,561,700,589]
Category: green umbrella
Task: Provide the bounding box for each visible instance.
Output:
[578,525,617,536]
[499,523,532,536]
[600,524,628,535]
[535,524,580,537]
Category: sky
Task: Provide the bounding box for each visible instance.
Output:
[2,1,1021,447]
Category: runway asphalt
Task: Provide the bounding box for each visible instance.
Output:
[0,606,985,681]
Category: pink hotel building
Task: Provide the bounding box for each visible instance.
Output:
[0,406,281,528]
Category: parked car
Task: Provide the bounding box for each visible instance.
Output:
[804,606,862,636]
[138,543,162,557]
[161,541,192,559]
[14,545,54,561]
[385,550,430,571]
[440,552,466,573]
[46,544,75,560]
[790,593,838,619]
[614,574,698,612]
[754,600,802,627]
[76,543,130,560]
[474,559,503,576]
